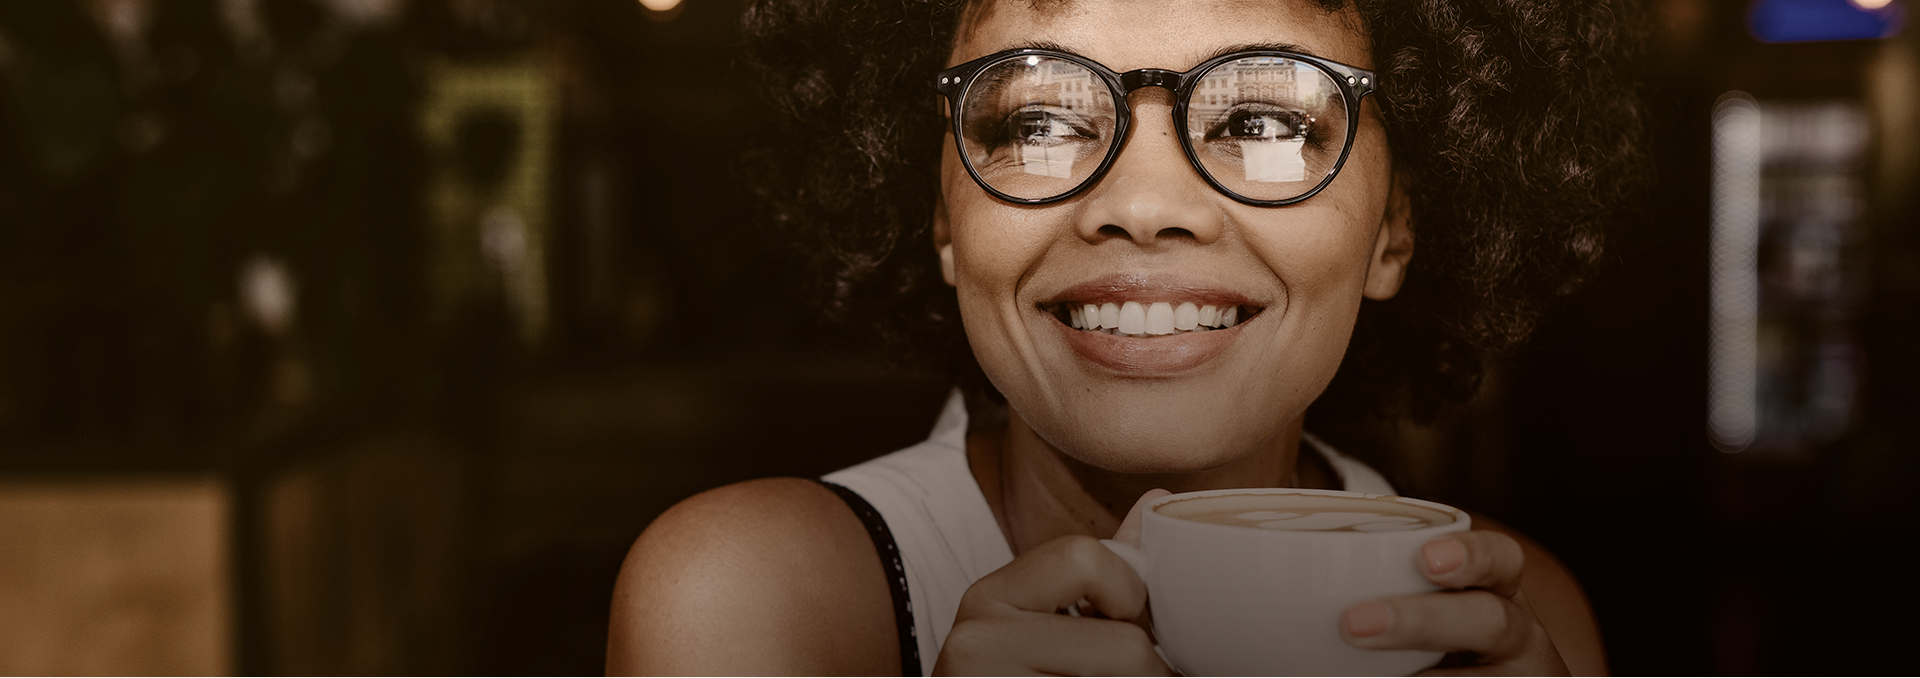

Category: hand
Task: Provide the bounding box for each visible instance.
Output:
[933,490,1175,676]
[1340,530,1571,676]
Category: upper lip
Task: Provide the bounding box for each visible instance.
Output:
[1037,272,1264,310]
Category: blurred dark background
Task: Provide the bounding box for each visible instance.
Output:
[0,0,1913,674]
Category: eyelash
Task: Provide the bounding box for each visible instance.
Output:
[980,106,1102,149]
[1199,105,1327,148]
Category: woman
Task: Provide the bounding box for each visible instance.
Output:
[608,0,1645,673]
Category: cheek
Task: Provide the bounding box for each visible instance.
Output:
[950,222,1059,371]
[943,163,1053,301]
[1294,158,1393,294]
[1243,201,1379,301]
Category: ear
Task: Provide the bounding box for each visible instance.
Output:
[1362,171,1414,301]
[933,193,957,287]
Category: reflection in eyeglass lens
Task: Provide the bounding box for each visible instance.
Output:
[957,54,1349,203]
[960,56,1116,196]
[1188,57,1345,197]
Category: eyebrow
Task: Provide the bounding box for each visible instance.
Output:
[995,40,1325,70]
[1004,39,1073,53]
[1207,42,1320,61]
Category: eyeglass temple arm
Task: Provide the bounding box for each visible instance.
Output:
[934,68,969,98]
[1320,60,1377,99]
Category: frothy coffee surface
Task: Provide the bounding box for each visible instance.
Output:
[1156,493,1456,532]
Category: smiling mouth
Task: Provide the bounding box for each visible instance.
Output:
[1047,301,1264,338]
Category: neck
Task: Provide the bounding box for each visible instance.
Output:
[967,402,1334,555]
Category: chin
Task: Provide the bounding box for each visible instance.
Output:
[1015,386,1297,475]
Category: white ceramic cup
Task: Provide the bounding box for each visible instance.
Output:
[1100,487,1471,676]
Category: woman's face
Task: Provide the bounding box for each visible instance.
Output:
[936,0,1410,473]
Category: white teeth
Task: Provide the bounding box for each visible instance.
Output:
[1118,301,1146,335]
[1146,302,1175,335]
[1062,301,1252,336]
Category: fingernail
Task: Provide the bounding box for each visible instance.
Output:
[1344,600,1391,637]
[1423,538,1465,575]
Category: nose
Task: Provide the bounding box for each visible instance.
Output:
[1070,93,1224,247]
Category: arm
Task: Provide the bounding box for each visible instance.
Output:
[606,478,899,675]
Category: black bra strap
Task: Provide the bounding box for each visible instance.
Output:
[818,480,923,677]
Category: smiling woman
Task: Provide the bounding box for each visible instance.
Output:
[607,0,1647,674]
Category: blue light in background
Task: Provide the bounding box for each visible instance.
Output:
[1749,0,1905,42]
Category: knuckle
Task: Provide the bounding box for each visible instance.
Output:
[1473,593,1525,655]
[1056,535,1106,571]
[955,583,987,616]
[1393,598,1440,645]
[954,578,1003,619]
[1458,531,1524,585]
[1479,532,1524,563]
[1050,535,1122,591]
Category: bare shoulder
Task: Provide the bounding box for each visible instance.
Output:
[607,477,898,676]
[1469,512,1609,677]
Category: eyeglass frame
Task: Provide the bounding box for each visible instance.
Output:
[934,47,1377,207]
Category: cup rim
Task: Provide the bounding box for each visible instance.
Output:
[1143,487,1469,538]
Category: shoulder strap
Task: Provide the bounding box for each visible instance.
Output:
[817,480,924,676]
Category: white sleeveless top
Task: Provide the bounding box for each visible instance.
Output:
[823,391,1397,675]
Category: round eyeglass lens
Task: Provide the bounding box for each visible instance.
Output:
[959,55,1119,202]
[1185,56,1351,202]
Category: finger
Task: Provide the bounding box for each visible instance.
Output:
[939,613,1173,676]
[1340,590,1543,660]
[1111,488,1171,548]
[958,535,1149,621]
[1419,530,1525,597]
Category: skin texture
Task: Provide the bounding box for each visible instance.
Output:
[606,478,898,675]
[608,0,1608,674]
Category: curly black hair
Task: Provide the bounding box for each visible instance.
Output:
[743,0,1648,422]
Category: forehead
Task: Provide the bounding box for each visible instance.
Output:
[953,0,1370,72]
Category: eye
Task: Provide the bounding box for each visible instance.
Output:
[1206,108,1311,142]
[1006,109,1097,147]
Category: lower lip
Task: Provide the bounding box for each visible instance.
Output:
[1055,316,1243,374]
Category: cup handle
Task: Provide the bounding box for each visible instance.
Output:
[1098,539,1150,582]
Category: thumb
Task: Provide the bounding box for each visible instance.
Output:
[1110,489,1172,547]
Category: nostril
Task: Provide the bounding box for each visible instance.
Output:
[1094,224,1199,243]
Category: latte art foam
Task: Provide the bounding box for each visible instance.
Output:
[1156,492,1457,532]
[1223,510,1430,532]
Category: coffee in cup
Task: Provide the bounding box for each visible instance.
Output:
[1155,491,1457,532]
[1102,488,1470,676]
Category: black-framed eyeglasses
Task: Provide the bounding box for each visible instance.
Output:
[935,47,1375,207]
